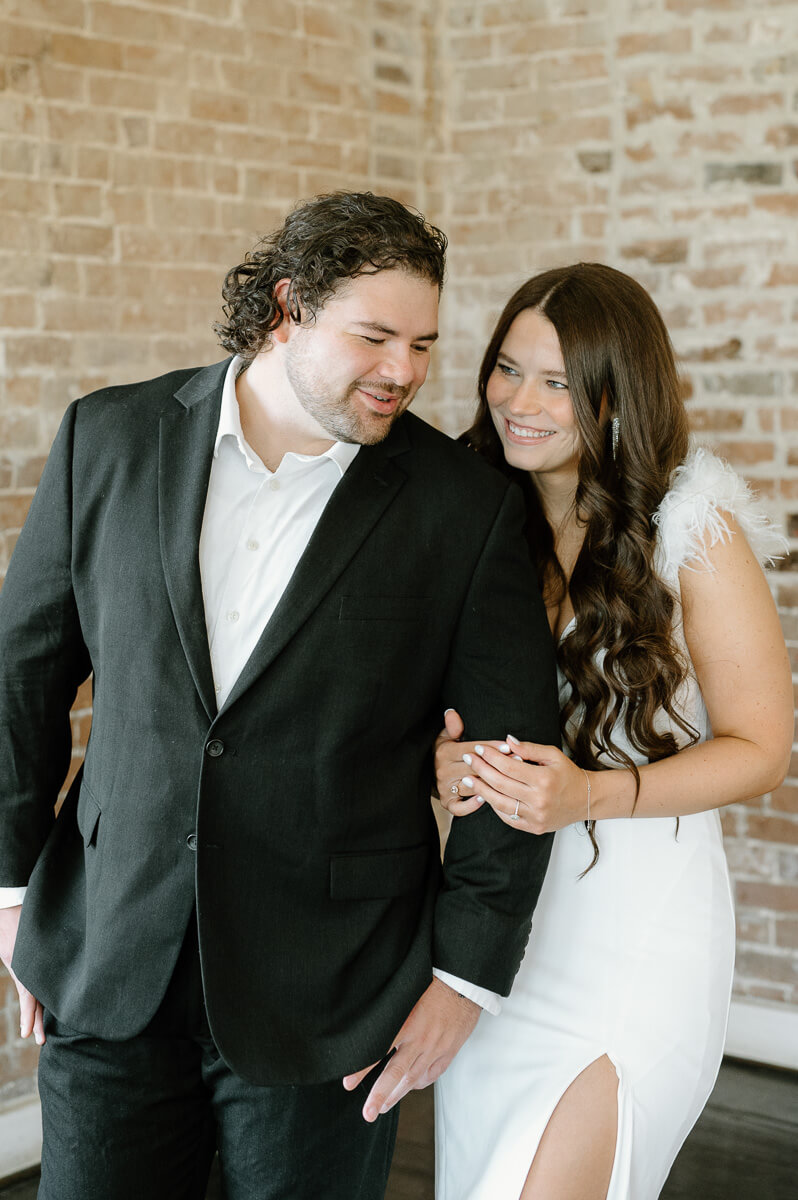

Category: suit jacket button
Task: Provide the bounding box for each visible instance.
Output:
[206,739,224,757]
[186,833,197,851]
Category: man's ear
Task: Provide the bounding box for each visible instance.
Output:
[272,278,300,344]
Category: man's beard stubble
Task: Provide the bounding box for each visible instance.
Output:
[283,342,412,447]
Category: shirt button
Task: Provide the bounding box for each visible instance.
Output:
[269,478,280,492]
[246,539,259,551]
[206,739,224,758]
[186,833,197,851]
[226,610,240,623]
[214,684,221,694]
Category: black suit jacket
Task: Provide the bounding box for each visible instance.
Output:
[0,359,560,1084]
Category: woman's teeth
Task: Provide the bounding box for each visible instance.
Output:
[507,420,555,439]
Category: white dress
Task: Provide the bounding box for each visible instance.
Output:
[435,449,785,1200]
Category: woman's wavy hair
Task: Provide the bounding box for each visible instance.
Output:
[464,263,696,870]
[215,191,447,364]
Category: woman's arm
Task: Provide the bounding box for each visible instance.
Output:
[437,516,794,832]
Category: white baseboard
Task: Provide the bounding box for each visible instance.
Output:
[0,1096,41,1180]
[725,998,798,1070]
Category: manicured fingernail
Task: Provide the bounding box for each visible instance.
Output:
[474,744,484,756]
[476,796,485,804]
[507,733,520,745]
[463,753,472,765]
[462,775,474,787]
[499,743,510,754]
[444,708,454,714]
[513,754,522,760]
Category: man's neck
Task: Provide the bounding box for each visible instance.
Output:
[235,354,335,473]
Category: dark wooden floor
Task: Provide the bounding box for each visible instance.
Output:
[2,1059,796,1198]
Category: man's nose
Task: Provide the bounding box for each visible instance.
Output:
[377,346,416,387]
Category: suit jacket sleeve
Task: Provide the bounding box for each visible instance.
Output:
[0,401,91,885]
[433,481,560,996]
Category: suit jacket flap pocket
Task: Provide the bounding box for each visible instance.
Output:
[330,843,429,899]
[76,783,101,848]
[337,596,430,622]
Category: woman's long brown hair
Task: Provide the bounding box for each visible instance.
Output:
[464,263,696,870]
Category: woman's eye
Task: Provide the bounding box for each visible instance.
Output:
[497,363,518,377]
[547,379,568,389]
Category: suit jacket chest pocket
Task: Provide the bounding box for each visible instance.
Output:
[330,596,433,732]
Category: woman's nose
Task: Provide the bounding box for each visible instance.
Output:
[507,382,542,416]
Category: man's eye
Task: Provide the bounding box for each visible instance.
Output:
[362,336,384,345]
[412,345,431,354]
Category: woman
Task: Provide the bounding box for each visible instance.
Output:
[433,263,793,1200]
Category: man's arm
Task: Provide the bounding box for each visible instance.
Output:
[433,481,560,991]
[0,401,91,1036]
[345,482,559,1119]
[0,400,90,884]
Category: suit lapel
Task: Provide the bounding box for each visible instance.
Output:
[158,359,230,721]
[221,424,410,713]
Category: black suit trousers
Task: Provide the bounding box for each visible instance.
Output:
[37,917,399,1200]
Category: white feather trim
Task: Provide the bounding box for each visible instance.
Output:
[653,446,787,583]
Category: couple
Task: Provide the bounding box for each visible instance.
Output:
[0,191,790,1200]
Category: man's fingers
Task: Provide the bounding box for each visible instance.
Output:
[446,795,483,817]
[17,984,41,1042]
[362,1047,421,1121]
[342,1061,379,1092]
[33,1001,45,1046]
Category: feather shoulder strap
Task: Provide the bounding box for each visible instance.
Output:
[652,446,787,585]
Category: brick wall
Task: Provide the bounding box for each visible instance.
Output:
[432,0,798,1015]
[1,0,797,1120]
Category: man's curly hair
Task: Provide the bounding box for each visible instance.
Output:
[214,191,447,364]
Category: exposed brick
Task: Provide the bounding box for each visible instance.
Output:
[746,815,798,846]
[735,948,798,984]
[617,29,693,56]
[619,238,688,264]
[736,882,798,913]
[687,407,744,432]
[710,91,784,116]
[705,162,782,186]
[754,195,798,218]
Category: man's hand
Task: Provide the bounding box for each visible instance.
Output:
[342,977,480,1122]
[0,906,44,1045]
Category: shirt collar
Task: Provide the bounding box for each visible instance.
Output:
[214,357,360,478]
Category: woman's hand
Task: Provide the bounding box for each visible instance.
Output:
[438,713,592,834]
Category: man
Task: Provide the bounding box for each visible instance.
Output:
[0,192,559,1199]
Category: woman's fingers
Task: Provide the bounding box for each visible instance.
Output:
[504,737,563,764]
[462,748,535,800]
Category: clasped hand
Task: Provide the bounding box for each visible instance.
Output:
[435,709,590,834]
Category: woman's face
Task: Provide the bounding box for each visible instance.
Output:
[486,308,580,481]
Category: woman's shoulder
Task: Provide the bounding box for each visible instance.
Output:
[652,444,787,583]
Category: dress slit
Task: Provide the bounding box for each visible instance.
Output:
[515,1051,628,1200]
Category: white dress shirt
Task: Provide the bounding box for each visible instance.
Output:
[0,357,501,1013]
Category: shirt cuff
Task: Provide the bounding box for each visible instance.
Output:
[0,887,27,908]
[432,967,502,1015]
